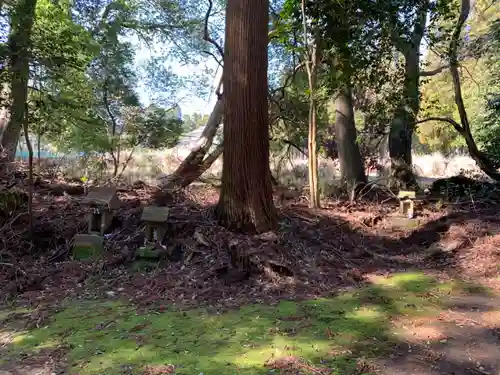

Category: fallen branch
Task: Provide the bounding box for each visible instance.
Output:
[158,100,224,190]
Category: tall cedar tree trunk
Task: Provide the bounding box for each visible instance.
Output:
[334,87,367,189]
[0,0,37,162]
[215,0,277,232]
[388,3,427,189]
[301,0,320,208]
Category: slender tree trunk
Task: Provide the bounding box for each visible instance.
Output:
[0,84,10,145]
[22,105,33,238]
[109,151,119,177]
[215,0,277,233]
[307,98,320,207]
[445,0,500,180]
[36,131,41,172]
[334,87,366,189]
[301,0,320,208]
[416,0,500,181]
[112,160,119,177]
[117,147,137,178]
[0,0,37,162]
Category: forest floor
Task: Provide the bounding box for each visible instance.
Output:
[2,171,500,375]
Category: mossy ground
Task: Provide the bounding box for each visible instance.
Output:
[0,272,494,375]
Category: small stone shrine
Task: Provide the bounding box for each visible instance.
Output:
[81,186,120,235]
[140,206,170,247]
[72,186,120,260]
[397,190,416,219]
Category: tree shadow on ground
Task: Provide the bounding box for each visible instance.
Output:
[1,271,500,374]
[2,192,500,374]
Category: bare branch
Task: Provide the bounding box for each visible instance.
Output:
[283,139,307,156]
[269,61,305,101]
[416,116,464,133]
[449,0,472,134]
[460,64,481,89]
[420,64,449,77]
[203,50,223,67]
[203,0,224,60]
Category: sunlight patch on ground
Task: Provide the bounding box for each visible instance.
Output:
[0,331,18,346]
[392,317,448,343]
[0,271,494,375]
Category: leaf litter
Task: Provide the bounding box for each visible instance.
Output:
[3,174,500,374]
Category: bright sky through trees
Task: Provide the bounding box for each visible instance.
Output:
[133,38,222,117]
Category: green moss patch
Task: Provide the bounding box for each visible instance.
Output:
[0,272,491,375]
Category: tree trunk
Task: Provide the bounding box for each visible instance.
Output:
[301,0,320,208]
[416,0,500,182]
[22,104,33,237]
[215,0,277,233]
[459,129,500,180]
[0,84,10,145]
[166,143,223,188]
[112,159,119,177]
[307,98,320,207]
[159,98,224,190]
[36,131,41,172]
[388,2,427,189]
[0,0,37,162]
[334,87,366,189]
[447,0,500,180]
[388,49,420,189]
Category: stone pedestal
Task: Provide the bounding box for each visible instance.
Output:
[72,186,120,259]
[397,190,416,219]
[73,234,104,260]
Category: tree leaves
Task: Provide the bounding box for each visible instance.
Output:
[15,0,212,163]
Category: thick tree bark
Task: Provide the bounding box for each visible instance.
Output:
[388,50,420,189]
[215,0,277,233]
[388,3,427,189]
[0,0,37,162]
[158,98,224,190]
[334,87,367,189]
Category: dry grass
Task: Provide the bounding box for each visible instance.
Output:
[18,148,483,187]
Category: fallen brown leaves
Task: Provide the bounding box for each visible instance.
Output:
[142,364,176,375]
[1,172,500,312]
[264,355,332,374]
